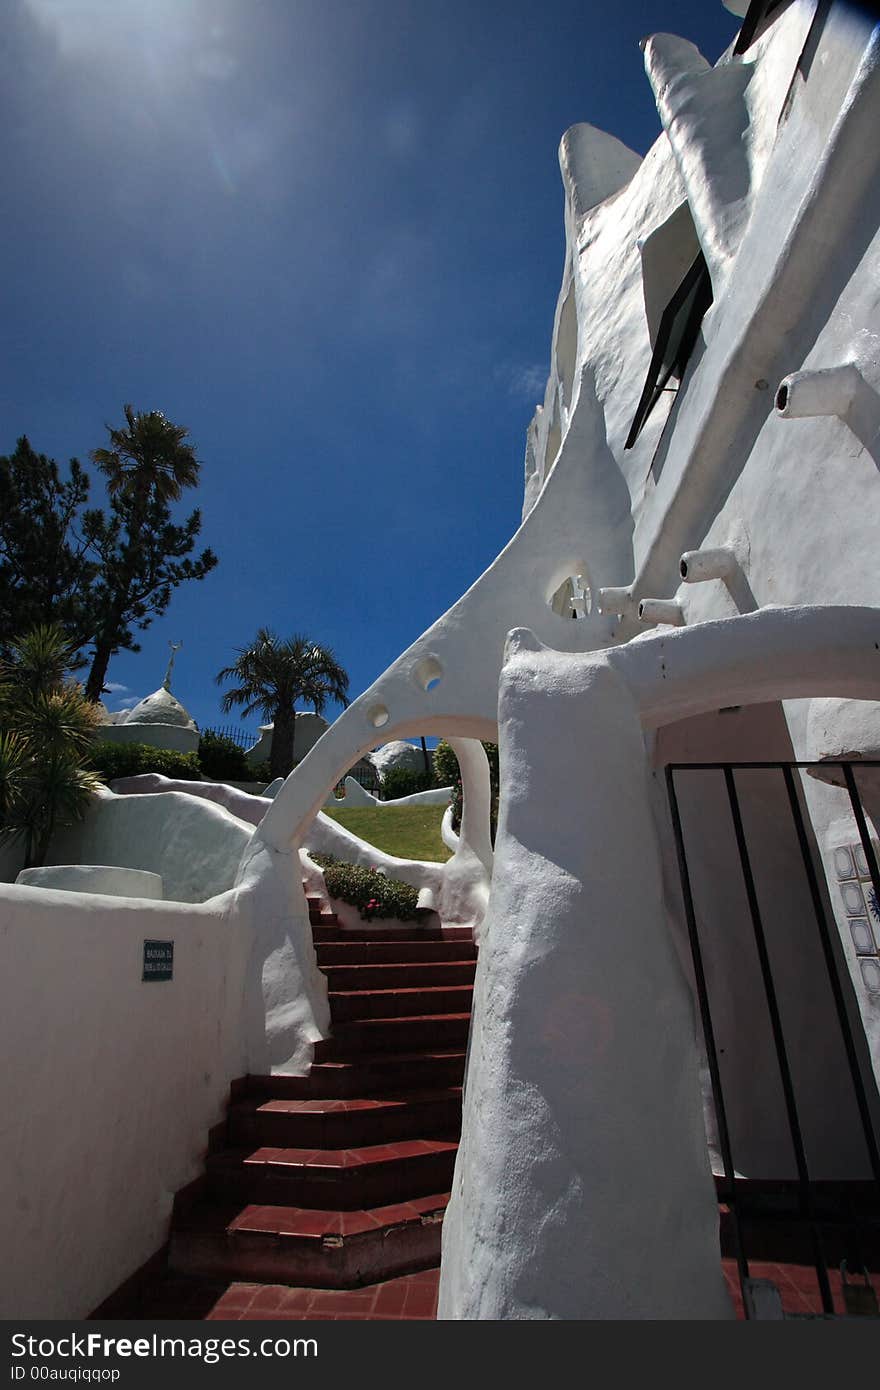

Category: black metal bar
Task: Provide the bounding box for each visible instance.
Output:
[723,767,834,1314]
[665,767,751,1308]
[783,765,880,1187]
[669,761,880,772]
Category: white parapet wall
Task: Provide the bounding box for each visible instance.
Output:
[323,776,453,809]
[0,883,251,1319]
[45,786,253,903]
[0,777,335,1320]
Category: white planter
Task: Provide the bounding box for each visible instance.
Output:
[15,865,164,901]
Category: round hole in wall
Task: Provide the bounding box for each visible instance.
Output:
[775,383,789,412]
[638,600,647,619]
[367,703,390,729]
[679,557,689,579]
[412,655,444,693]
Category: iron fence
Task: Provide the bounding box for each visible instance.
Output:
[202,724,259,752]
[666,759,880,1318]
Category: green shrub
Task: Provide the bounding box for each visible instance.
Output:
[248,759,274,784]
[431,740,459,790]
[432,739,500,843]
[89,741,202,782]
[0,626,104,867]
[310,853,420,922]
[198,729,251,782]
[379,766,433,800]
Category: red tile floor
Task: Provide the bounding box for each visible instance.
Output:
[204,1269,440,1321]
[721,1257,879,1318]
[146,1260,877,1320]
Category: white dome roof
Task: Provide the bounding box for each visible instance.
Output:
[119,686,197,731]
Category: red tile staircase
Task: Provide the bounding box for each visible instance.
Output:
[93,892,878,1320]
[94,894,476,1320]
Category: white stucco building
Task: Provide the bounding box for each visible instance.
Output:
[2,0,880,1321]
[98,683,200,755]
[245,710,329,769]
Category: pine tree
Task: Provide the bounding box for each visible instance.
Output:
[0,438,95,656]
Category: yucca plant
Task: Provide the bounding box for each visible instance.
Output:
[0,625,104,868]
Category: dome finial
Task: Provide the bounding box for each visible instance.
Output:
[163,640,183,691]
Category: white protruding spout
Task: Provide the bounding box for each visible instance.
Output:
[679,548,737,584]
[597,586,637,618]
[775,364,865,420]
[638,598,685,627]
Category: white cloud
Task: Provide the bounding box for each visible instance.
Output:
[104,682,129,694]
[111,694,143,711]
[24,0,193,59]
[497,361,548,402]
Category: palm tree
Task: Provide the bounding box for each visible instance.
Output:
[90,404,199,508]
[216,629,350,780]
[0,625,103,867]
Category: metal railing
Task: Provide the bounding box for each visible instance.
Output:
[201,724,259,752]
[665,760,880,1317]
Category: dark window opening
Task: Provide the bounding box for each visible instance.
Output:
[624,251,713,450]
[734,0,791,55]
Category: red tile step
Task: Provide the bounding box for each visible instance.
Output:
[170,1193,449,1290]
[310,914,340,930]
[328,984,473,1023]
[321,959,475,990]
[98,905,475,1317]
[206,1139,458,1210]
[227,1088,462,1150]
[312,925,452,942]
[244,1050,468,1100]
[315,938,476,965]
[205,1267,441,1321]
[314,1013,471,1058]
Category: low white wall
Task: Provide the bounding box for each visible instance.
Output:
[0,883,251,1319]
[110,773,268,828]
[97,722,199,754]
[324,776,452,809]
[16,865,164,900]
[47,787,253,903]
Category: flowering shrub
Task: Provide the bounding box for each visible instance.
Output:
[310,853,420,921]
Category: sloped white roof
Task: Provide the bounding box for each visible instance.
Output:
[118,686,198,731]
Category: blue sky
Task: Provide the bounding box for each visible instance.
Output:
[2,0,738,737]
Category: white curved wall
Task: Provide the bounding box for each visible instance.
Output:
[47,787,252,903]
[0,883,250,1319]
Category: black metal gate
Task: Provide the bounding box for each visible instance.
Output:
[666,760,880,1317]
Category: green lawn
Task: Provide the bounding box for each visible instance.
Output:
[323,803,451,863]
